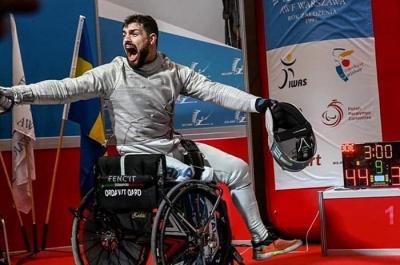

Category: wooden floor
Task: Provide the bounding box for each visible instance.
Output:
[8,244,400,265]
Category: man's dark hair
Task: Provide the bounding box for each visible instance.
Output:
[123,14,159,45]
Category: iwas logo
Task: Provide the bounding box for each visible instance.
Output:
[332,48,364,82]
[321,99,344,127]
[278,53,308,89]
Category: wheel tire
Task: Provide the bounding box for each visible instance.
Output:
[71,189,150,265]
[151,180,232,265]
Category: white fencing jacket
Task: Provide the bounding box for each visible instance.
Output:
[11,53,259,154]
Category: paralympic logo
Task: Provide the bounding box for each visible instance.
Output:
[321,99,344,127]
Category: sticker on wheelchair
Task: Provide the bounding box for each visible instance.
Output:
[166,163,195,182]
[96,174,158,211]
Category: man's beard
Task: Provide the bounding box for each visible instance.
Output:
[128,45,150,69]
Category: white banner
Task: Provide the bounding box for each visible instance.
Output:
[10,14,37,214]
[268,38,381,189]
[263,0,381,190]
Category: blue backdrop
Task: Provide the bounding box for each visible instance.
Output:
[1,1,246,140]
[0,0,97,139]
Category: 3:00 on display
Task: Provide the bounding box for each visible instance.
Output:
[341,142,400,188]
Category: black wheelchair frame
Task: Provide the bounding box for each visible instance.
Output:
[70,154,245,265]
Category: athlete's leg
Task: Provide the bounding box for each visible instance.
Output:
[196,142,302,260]
[195,142,268,243]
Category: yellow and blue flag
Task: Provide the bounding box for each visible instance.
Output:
[68,22,105,196]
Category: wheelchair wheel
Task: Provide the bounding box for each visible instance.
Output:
[71,189,150,265]
[151,180,232,264]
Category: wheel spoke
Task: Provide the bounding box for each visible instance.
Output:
[200,194,222,233]
[165,197,198,233]
[72,189,149,265]
[153,182,231,265]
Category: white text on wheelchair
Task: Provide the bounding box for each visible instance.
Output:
[107,175,137,182]
[103,188,143,197]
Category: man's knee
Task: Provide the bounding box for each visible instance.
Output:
[228,159,251,190]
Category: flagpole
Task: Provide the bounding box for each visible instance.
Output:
[25,141,38,253]
[41,15,86,251]
[0,152,31,252]
[16,144,38,265]
[41,120,65,250]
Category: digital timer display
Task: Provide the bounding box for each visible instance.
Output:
[341,142,400,188]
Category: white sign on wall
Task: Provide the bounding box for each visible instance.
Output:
[264,0,382,189]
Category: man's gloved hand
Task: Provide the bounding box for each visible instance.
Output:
[255,98,278,113]
[0,87,14,114]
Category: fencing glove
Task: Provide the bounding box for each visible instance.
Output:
[255,98,278,113]
[0,87,14,114]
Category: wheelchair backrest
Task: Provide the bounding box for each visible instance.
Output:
[95,154,167,212]
[96,153,166,177]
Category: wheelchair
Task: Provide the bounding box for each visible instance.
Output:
[71,153,244,265]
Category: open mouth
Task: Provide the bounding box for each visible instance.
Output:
[125,44,138,61]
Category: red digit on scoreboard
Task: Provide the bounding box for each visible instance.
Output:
[391,166,400,186]
[358,168,369,186]
[345,169,357,187]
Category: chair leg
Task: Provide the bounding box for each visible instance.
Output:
[0,216,10,265]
